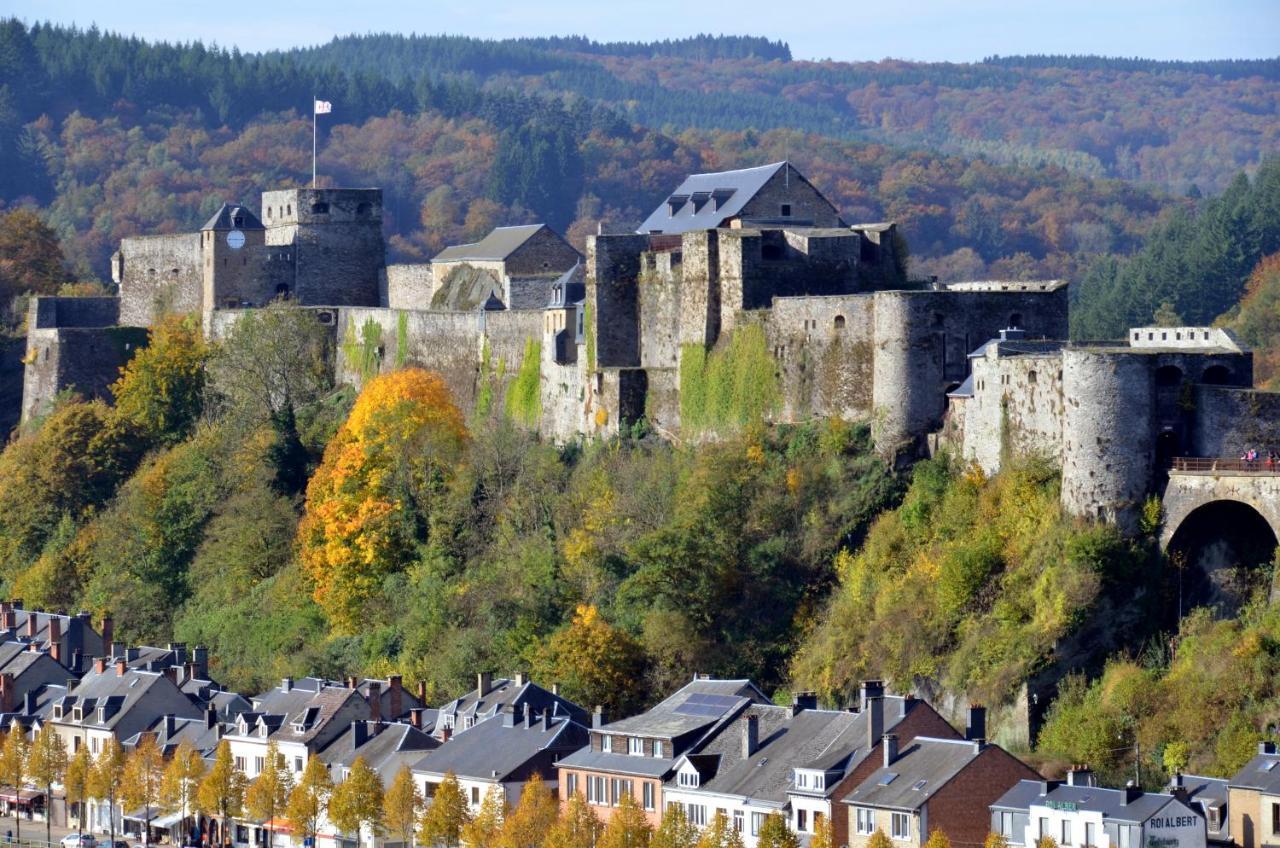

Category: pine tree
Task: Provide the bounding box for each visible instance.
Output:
[161,741,206,846]
[246,741,293,847]
[598,792,652,848]
[286,756,333,847]
[418,772,470,848]
[88,737,127,848]
[329,756,384,848]
[121,735,165,846]
[543,793,600,848]
[64,745,92,838]
[494,773,557,848]
[460,785,504,848]
[197,740,245,848]
[651,804,697,848]
[25,723,66,845]
[383,765,421,848]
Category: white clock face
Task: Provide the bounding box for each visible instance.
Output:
[227,230,245,249]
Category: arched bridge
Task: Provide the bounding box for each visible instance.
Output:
[1160,458,1280,553]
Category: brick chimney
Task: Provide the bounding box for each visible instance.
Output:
[115,658,127,677]
[99,614,113,651]
[866,696,884,750]
[476,672,492,698]
[0,673,13,713]
[26,612,38,638]
[49,640,62,666]
[93,657,106,674]
[417,680,427,703]
[743,714,759,758]
[162,666,178,686]
[593,705,606,728]
[48,616,61,648]
[883,733,899,768]
[367,681,382,724]
[1,607,14,630]
[388,675,403,719]
[966,705,987,742]
[409,708,424,729]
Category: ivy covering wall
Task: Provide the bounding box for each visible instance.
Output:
[341,318,384,383]
[679,322,780,434]
[505,338,542,426]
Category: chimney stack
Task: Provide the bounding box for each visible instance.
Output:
[206,704,219,729]
[162,666,178,686]
[860,679,885,711]
[282,677,293,692]
[515,671,527,687]
[352,721,369,748]
[965,705,987,742]
[368,680,382,724]
[1,607,14,630]
[0,673,13,713]
[1120,782,1140,806]
[193,645,208,680]
[164,714,177,737]
[115,658,127,677]
[791,692,818,716]
[93,657,106,674]
[552,683,560,696]
[22,690,36,716]
[523,702,533,727]
[883,733,899,768]
[866,696,884,750]
[25,612,38,638]
[409,708,424,730]
[416,680,427,703]
[50,640,62,666]
[476,672,492,698]
[593,705,606,729]
[100,615,113,652]
[70,650,82,674]
[389,675,403,719]
[743,714,759,758]
[1260,741,1278,755]
[49,616,61,647]
[1066,766,1096,788]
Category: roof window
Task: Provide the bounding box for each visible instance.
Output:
[878,772,897,785]
[667,195,690,216]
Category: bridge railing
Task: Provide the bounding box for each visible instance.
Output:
[1171,456,1280,474]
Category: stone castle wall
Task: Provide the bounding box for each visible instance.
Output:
[958,349,1065,474]
[263,188,384,307]
[114,234,203,327]
[1192,385,1280,457]
[22,325,148,422]
[736,165,843,227]
[766,294,876,422]
[386,264,435,310]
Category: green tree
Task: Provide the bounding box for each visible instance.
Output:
[160,741,206,842]
[121,734,165,846]
[197,740,245,847]
[89,737,127,848]
[598,792,652,848]
[25,722,66,844]
[64,745,92,837]
[757,815,799,848]
[543,793,601,848]
[286,756,333,847]
[246,741,293,843]
[530,604,645,717]
[330,756,384,848]
[418,772,470,848]
[111,314,208,446]
[383,765,421,848]
[651,804,697,848]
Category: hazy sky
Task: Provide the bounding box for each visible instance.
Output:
[5,0,1278,62]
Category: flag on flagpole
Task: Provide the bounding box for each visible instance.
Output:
[314,100,332,115]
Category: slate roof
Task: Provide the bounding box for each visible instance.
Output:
[123,712,224,757]
[1229,749,1280,792]
[1175,774,1228,839]
[202,203,264,231]
[435,677,587,738]
[271,687,363,745]
[546,264,585,309]
[319,720,439,779]
[432,225,546,263]
[596,678,769,738]
[414,713,588,782]
[54,667,199,731]
[638,162,789,235]
[992,779,1184,825]
[843,737,984,812]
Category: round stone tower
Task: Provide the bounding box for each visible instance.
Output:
[1061,348,1156,531]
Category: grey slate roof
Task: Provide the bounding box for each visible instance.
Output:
[414,713,588,782]
[320,720,439,779]
[435,677,587,738]
[1229,749,1280,792]
[843,737,984,812]
[55,666,200,731]
[432,225,545,263]
[991,779,1185,825]
[202,203,264,231]
[123,712,224,757]
[596,678,769,738]
[638,162,788,235]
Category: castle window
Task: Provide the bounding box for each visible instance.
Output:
[834,315,845,330]
[276,284,290,299]
[287,204,292,215]
[1155,365,1183,387]
[1148,332,1154,340]
[780,204,792,217]
[762,244,783,261]
[356,202,372,217]
[267,208,272,219]
[1202,365,1231,385]
[311,202,330,215]
[1028,370,1037,384]
[233,216,244,227]
[1009,313,1023,328]
[171,268,179,276]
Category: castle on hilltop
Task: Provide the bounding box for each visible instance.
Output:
[21,162,1280,543]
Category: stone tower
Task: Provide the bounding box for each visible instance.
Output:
[260,188,384,307]
[201,203,270,312]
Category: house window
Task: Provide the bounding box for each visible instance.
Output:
[733,811,743,833]
[566,774,578,797]
[999,813,1014,837]
[235,757,246,772]
[891,813,910,841]
[780,204,792,217]
[751,813,766,837]
[424,782,437,798]
[679,771,699,788]
[90,738,99,754]
[1273,803,1280,836]
[294,757,303,772]
[687,805,706,827]
[1062,820,1072,846]
[471,787,480,805]
[254,757,265,775]
[796,810,807,833]
[856,809,875,835]
[1040,819,1051,841]
[642,783,654,811]
[1085,823,1096,848]
[796,771,807,789]
[629,737,644,756]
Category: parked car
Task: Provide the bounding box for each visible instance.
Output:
[108,841,129,848]
[60,836,96,848]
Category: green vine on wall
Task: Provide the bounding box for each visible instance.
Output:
[679,322,780,434]
[395,311,408,368]
[505,338,542,427]
[342,317,384,382]
[475,338,495,419]
[584,301,596,373]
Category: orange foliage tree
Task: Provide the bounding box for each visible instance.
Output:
[298,368,467,632]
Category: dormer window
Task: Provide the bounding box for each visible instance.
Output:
[52,706,62,720]
[794,769,824,790]
[667,195,689,216]
[601,735,613,753]
[678,769,699,788]
[233,216,244,228]
[72,707,83,722]
[629,737,644,756]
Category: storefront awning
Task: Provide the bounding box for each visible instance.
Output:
[0,789,43,803]
[122,806,164,823]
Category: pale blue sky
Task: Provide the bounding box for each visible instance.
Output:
[5,0,1277,62]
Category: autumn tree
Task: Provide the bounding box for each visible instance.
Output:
[89,737,127,848]
[651,804,697,848]
[122,734,165,846]
[197,740,245,847]
[531,604,645,717]
[26,722,66,844]
[984,834,1010,848]
[460,785,504,848]
[0,730,28,840]
[495,773,557,848]
[924,830,952,848]
[866,830,893,848]
[298,368,467,632]
[64,745,91,837]
[246,740,293,843]
[693,811,741,848]
[330,756,385,848]
[0,208,65,309]
[286,756,333,847]
[161,741,206,841]
[809,815,832,848]
[418,772,470,848]
[111,314,208,446]
[599,791,652,848]
[757,815,799,848]
[383,765,421,848]
[544,793,601,848]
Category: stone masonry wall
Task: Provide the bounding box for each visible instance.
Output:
[29,296,119,329]
[1192,385,1280,457]
[263,189,384,307]
[116,233,202,326]
[766,294,875,422]
[587,234,647,368]
[505,227,582,276]
[386,264,435,310]
[22,326,148,422]
[736,165,843,227]
[637,252,682,370]
[960,350,1065,474]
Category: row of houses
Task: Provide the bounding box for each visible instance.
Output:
[0,603,1263,848]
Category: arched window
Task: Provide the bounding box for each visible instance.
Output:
[356,202,371,217]
[275,284,291,299]
[761,244,783,261]
[1202,364,1231,385]
[1155,365,1183,387]
[1028,370,1038,384]
[834,315,846,330]
[1008,313,1023,328]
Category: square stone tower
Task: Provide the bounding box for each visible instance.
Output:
[260,188,385,307]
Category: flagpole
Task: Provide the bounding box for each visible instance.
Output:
[311,96,317,188]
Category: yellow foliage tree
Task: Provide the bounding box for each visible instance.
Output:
[866,830,892,848]
[544,793,601,848]
[599,791,652,848]
[418,772,470,848]
[651,804,697,848]
[694,811,742,848]
[298,368,468,632]
[531,604,645,716]
[286,756,333,847]
[330,756,385,848]
[383,765,421,848]
[809,815,833,848]
[461,785,504,848]
[121,734,165,846]
[494,773,557,848]
[111,314,208,446]
[984,833,1010,848]
[757,814,799,848]
[26,723,66,845]
[924,830,952,848]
